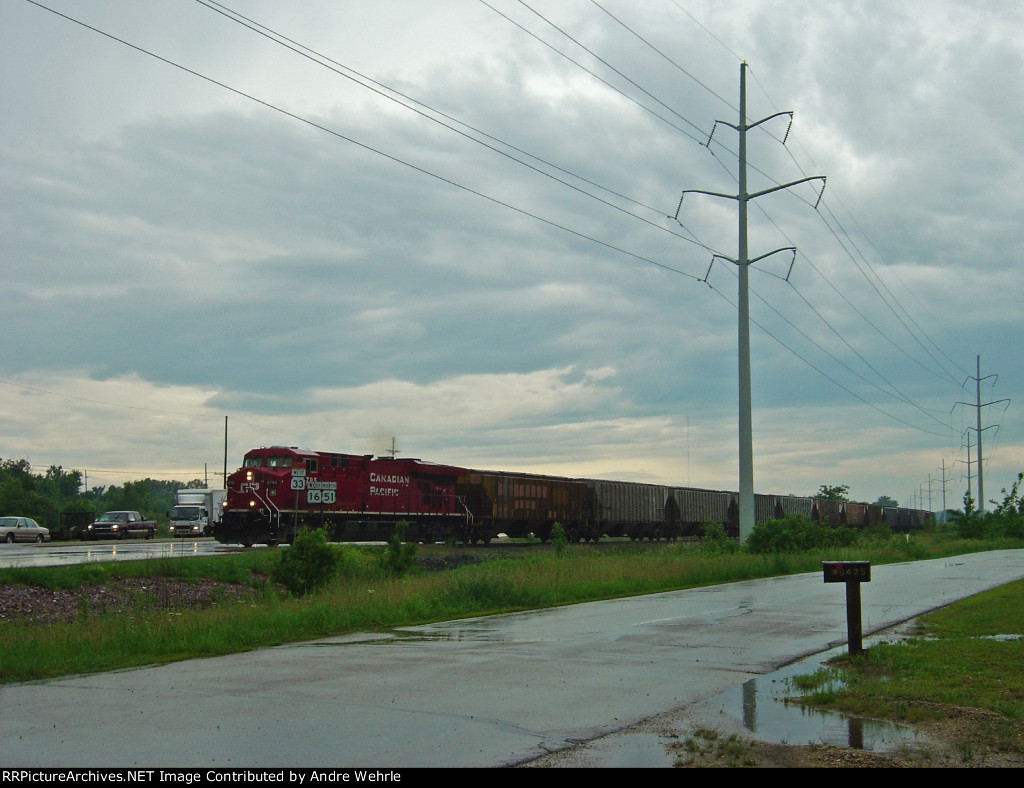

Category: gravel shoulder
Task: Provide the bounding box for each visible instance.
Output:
[0,576,262,626]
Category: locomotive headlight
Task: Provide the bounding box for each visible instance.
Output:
[249,500,256,508]
[246,470,253,481]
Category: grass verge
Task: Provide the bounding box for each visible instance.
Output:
[1,534,1022,685]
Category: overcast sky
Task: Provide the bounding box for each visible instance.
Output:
[2,0,1022,510]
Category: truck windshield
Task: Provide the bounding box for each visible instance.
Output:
[170,506,202,521]
[97,513,127,522]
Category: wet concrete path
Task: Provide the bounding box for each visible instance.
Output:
[3,549,1022,768]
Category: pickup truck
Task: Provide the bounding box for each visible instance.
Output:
[83,511,157,540]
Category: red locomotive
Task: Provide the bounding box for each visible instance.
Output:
[216,446,469,547]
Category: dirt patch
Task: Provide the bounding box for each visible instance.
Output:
[0,577,261,626]
[414,552,491,572]
[669,736,916,768]
[666,708,1024,768]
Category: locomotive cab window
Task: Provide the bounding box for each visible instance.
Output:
[305,458,318,474]
[244,457,264,468]
[266,456,293,468]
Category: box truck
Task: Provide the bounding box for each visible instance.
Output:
[168,489,225,537]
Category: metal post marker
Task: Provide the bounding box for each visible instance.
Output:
[823,561,871,655]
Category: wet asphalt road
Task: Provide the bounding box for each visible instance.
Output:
[0,538,240,569]
[2,549,1023,768]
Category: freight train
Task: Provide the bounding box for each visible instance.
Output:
[213,445,933,547]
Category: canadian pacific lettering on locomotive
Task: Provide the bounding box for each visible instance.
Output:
[369,473,410,486]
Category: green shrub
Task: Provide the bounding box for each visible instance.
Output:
[444,577,524,608]
[1005,517,1024,539]
[550,522,568,556]
[700,521,737,552]
[746,514,859,553]
[862,522,893,542]
[271,527,341,596]
[380,521,417,577]
[335,545,380,579]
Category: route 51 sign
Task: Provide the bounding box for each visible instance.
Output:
[307,489,336,505]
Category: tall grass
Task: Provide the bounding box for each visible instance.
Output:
[1,532,1022,684]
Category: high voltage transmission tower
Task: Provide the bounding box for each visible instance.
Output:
[957,355,1009,513]
[674,63,825,540]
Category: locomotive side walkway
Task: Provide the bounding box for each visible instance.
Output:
[3,549,1024,768]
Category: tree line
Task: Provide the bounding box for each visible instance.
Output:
[0,458,207,528]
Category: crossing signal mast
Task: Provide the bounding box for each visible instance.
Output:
[675,63,825,541]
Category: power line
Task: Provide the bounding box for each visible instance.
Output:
[0,377,221,420]
[704,274,955,439]
[663,7,972,387]
[20,0,984,477]
[590,1,738,114]
[205,0,957,426]
[23,0,707,285]
[594,5,952,387]
[738,60,970,385]
[195,0,714,255]
[479,0,708,147]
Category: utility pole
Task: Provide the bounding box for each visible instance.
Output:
[223,416,228,490]
[675,63,825,540]
[923,475,934,513]
[961,429,975,507]
[957,356,1009,513]
[939,459,951,516]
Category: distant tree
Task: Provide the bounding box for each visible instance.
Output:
[816,484,850,501]
[0,457,205,529]
[873,495,898,508]
[991,472,1023,517]
[0,459,53,523]
[0,476,51,523]
[0,458,33,481]
[40,465,83,504]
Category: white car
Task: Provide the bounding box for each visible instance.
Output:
[0,516,50,543]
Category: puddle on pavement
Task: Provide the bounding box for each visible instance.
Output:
[536,638,930,768]
[691,649,928,753]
